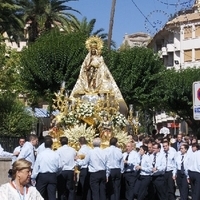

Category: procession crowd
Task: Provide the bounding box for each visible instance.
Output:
[0,132,199,200]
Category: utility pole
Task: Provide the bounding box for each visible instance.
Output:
[108,0,117,51]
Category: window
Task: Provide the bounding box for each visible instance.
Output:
[184,50,192,62]
[184,26,192,39]
[195,49,200,61]
[195,25,200,37]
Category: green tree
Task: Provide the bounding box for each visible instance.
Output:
[69,17,116,48]
[0,92,36,137]
[104,47,165,108]
[0,0,23,40]
[19,0,80,42]
[20,30,88,105]
[0,37,23,93]
[158,67,200,135]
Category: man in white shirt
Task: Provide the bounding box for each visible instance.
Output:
[122,142,140,200]
[150,143,167,200]
[17,134,38,169]
[162,140,176,200]
[32,137,61,200]
[77,136,91,200]
[56,136,77,200]
[77,137,109,200]
[12,137,25,163]
[105,137,123,200]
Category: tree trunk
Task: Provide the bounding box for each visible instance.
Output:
[108,0,117,51]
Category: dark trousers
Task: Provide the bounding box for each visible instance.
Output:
[176,170,189,200]
[107,168,121,200]
[36,172,57,200]
[151,175,168,200]
[164,171,176,200]
[57,170,75,200]
[136,175,151,200]
[90,170,106,200]
[188,170,200,200]
[79,168,91,200]
[123,171,138,200]
[146,177,161,200]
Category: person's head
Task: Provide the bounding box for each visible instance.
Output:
[27,134,38,147]
[126,142,134,153]
[103,115,108,121]
[153,143,161,154]
[184,136,190,144]
[139,145,148,156]
[180,143,189,154]
[90,44,97,55]
[177,134,183,142]
[18,137,26,147]
[152,129,157,136]
[138,135,144,142]
[155,136,163,144]
[147,142,154,154]
[60,137,68,146]
[127,134,133,143]
[162,141,170,152]
[109,137,118,146]
[12,159,32,185]
[93,137,101,147]
[79,137,87,145]
[132,135,138,142]
[192,143,199,152]
[44,137,53,148]
[142,138,149,146]
[191,136,198,144]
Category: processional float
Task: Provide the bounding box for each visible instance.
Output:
[49,36,139,151]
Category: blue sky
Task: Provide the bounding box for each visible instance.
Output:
[69,0,195,47]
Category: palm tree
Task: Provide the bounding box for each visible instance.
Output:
[17,0,80,42]
[0,0,24,40]
[69,17,116,48]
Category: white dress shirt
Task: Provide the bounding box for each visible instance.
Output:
[77,144,91,169]
[104,145,123,172]
[162,147,176,172]
[187,150,200,173]
[150,152,166,176]
[174,152,189,177]
[122,150,140,173]
[32,148,61,179]
[140,154,152,176]
[17,142,35,168]
[56,144,77,171]
[0,144,13,158]
[77,147,110,177]
[36,143,45,155]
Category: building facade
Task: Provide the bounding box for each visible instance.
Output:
[148,1,200,70]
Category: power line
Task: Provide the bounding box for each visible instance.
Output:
[130,0,155,28]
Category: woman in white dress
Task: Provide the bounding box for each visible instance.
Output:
[0,158,43,200]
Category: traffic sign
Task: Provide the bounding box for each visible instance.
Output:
[193,81,200,120]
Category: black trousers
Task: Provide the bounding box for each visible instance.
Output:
[36,172,57,200]
[79,168,91,200]
[90,170,106,200]
[136,175,151,200]
[123,171,138,200]
[164,171,176,200]
[176,170,189,200]
[188,170,200,200]
[107,168,121,200]
[151,175,168,200]
[57,170,75,200]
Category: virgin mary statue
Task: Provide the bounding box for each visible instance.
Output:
[69,36,127,115]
